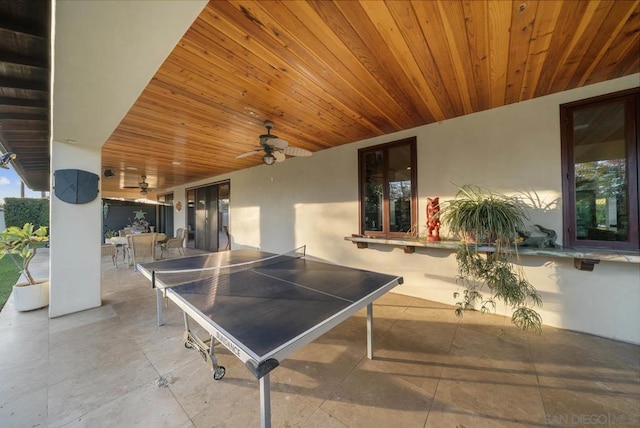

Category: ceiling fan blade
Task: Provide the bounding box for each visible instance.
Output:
[268,138,288,149]
[273,151,286,162]
[283,146,312,157]
[236,149,262,158]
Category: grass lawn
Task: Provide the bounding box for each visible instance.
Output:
[0,256,22,311]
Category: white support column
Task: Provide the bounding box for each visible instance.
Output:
[49,141,102,317]
[367,303,373,359]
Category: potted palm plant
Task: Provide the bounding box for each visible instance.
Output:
[0,223,49,311]
[439,185,543,332]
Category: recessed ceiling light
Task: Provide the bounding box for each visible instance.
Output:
[126,166,137,170]
[171,161,181,165]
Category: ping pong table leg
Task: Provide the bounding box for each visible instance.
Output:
[367,303,373,359]
[156,288,164,326]
[260,373,271,428]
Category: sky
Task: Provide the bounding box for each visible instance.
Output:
[0,165,45,205]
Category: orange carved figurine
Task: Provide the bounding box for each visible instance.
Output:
[426,197,441,242]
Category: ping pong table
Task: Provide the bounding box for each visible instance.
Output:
[137,247,403,428]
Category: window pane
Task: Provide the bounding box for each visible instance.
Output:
[388,145,412,233]
[573,102,629,242]
[364,151,383,231]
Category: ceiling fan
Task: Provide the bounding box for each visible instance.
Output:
[0,152,17,169]
[236,120,312,165]
[123,175,151,195]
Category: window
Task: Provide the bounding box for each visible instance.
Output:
[359,137,417,237]
[560,88,639,250]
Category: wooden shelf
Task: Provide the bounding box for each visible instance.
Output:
[345,236,640,270]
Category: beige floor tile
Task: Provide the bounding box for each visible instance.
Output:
[139,331,201,374]
[189,383,262,427]
[47,351,159,427]
[448,325,535,371]
[0,356,48,406]
[49,304,119,335]
[425,378,547,427]
[0,385,47,428]
[166,349,255,418]
[189,377,322,428]
[0,300,49,331]
[61,381,191,428]
[273,342,364,406]
[48,316,143,385]
[375,317,457,361]
[320,362,432,428]
[268,387,324,427]
[538,385,640,427]
[0,320,49,368]
[303,407,349,428]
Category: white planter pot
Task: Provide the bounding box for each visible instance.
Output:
[13,280,49,312]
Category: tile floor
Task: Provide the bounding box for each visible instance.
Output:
[0,248,638,427]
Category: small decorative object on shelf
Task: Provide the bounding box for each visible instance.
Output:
[426,197,441,242]
[517,224,557,248]
[175,201,182,212]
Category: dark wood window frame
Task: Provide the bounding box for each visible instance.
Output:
[358,137,417,238]
[560,88,639,251]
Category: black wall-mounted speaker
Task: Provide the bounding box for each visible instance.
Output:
[54,169,99,204]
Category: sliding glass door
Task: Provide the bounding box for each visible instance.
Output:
[156,193,173,236]
[188,181,229,252]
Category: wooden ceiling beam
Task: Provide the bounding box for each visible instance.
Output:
[0,97,48,108]
[0,78,48,91]
[0,16,48,39]
[0,125,48,132]
[0,50,48,69]
[0,113,48,121]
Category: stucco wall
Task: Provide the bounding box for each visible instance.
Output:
[50,142,102,317]
[170,74,640,344]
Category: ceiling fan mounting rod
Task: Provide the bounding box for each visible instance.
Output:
[261,120,276,140]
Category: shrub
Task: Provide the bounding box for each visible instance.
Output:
[3,198,49,230]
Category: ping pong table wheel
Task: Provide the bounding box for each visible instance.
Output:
[213,366,226,380]
[184,341,192,349]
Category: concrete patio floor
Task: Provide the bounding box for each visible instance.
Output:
[0,248,638,427]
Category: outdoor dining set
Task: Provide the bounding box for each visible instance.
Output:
[101,227,188,269]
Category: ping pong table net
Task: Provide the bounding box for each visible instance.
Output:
[151,245,307,289]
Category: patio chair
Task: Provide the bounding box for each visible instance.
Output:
[160,228,187,258]
[101,243,117,268]
[127,233,158,270]
[119,227,133,237]
[223,225,231,251]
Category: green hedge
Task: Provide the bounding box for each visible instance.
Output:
[3,198,49,231]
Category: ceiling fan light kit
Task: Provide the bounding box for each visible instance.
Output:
[237,120,312,165]
[262,153,276,165]
[122,174,151,194]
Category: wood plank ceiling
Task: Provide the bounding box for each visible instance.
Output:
[0,0,50,192]
[3,1,640,198]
